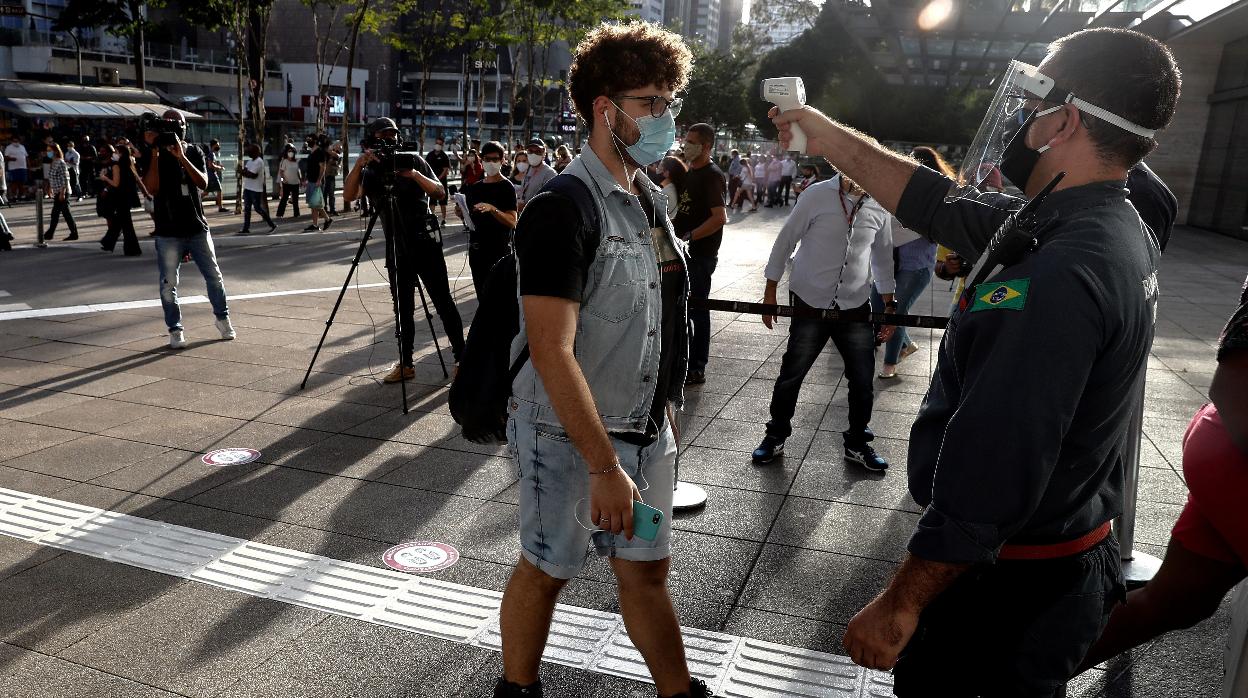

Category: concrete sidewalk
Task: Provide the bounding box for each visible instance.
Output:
[0,207,1239,697]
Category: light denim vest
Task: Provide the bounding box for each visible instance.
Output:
[509,145,690,435]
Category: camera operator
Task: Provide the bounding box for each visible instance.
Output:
[139,110,235,349]
[342,117,465,383]
[771,28,1180,694]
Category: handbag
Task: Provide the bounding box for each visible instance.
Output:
[306,185,324,210]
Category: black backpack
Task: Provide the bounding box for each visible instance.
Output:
[449,173,601,443]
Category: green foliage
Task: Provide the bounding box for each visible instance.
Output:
[55,0,160,36]
[680,28,756,136]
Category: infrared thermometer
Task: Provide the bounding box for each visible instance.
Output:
[761,77,807,154]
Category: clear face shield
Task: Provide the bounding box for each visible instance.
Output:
[948,60,1157,202]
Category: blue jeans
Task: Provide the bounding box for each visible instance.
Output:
[155,233,229,332]
[506,414,676,580]
[872,268,933,364]
[767,295,876,445]
[687,254,717,373]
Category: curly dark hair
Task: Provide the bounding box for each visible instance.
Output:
[568,22,693,134]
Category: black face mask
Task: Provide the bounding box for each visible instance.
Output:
[999,112,1042,191]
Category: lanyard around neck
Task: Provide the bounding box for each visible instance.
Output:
[838,184,866,228]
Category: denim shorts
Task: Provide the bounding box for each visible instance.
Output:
[506,415,676,580]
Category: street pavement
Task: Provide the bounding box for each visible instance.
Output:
[0,197,1240,697]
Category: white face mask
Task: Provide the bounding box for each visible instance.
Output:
[527,153,542,167]
[111,153,120,162]
[434,144,443,151]
[483,162,503,177]
[516,161,529,173]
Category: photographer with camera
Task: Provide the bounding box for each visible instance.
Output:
[140,110,235,349]
[343,117,465,383]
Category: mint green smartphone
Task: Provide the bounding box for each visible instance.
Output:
[632,500,664,541]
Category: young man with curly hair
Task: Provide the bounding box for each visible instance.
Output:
[496,22,709,698]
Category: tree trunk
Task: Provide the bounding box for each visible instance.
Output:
[461,51,469,154]
[234,3,246,214]
[507,46,518,151]
[476,57,486,143]
[418,64,430,151]
[132,0,146,90]
[524,39,535,142]
[341,0,369,181]
[536,43,551,140]
[247,2,273,147]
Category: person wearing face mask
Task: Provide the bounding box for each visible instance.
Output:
[425,136,451,224]
[461,140,517,298]
[516,138,556,213]
[673,123,727,386]
[276,148,301,218]
[460,148,484,186]
[96,144,143,256]
[770,28,1180,694]
[497,22,708,698]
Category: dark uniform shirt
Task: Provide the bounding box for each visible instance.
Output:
[896,165,1161,565]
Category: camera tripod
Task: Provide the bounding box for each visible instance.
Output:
[301,180,449,414]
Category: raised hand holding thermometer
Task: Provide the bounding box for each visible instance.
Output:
[762,77,807,153]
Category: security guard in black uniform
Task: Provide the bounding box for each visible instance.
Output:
[770,28,1182,696]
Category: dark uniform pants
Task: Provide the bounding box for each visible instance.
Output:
[387,235,465,366]
[893,537,1125,698]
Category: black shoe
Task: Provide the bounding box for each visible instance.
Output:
[494,678,543,697]
[238,229,251,235]
[684,370,706,386]
[845,443,888,472]
[44,231,53,240]
[268,223,278,233]
[663,678,713,698]
[303,224,319,232]
[321,218,333,231]
[65,233,79,241]
[752,436,785,464]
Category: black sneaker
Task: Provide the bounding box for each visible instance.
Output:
[684,370,706,386]
[752,436,785,464]
[494,678,543,697]
[663,678,713,698]
[845,444,889,472]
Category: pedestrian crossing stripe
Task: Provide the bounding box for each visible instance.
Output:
[971,278,1029,312]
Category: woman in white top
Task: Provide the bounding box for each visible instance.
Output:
[276,148,302,217]
[658,155,686,220]
[732,158,757,212]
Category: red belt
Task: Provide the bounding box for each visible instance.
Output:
[998,521,1112,561]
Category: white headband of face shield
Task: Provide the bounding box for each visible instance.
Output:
[1010,62,1156,139]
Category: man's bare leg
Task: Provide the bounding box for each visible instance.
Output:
[500,556,568,685]
[612,557,692,696]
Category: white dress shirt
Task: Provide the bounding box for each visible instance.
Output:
[764,176,895,309]
[780,158,797,178]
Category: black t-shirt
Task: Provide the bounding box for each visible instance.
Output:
[673,162,727,258]
[361,154,437,244]
[426,149,450,180]
[515,187,682,444]
[306,148,327,183]
[464,179,517,250]
[151,144,209,238]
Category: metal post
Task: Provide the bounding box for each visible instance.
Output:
[671,409,707,511]
[35,187,46,249]
[1116,379,1161,588]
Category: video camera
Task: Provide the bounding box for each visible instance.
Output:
[139,112,184,148]
[362,138,422,175]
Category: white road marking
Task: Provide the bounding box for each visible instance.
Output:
[0,486,894,697]
[0,279,472,322]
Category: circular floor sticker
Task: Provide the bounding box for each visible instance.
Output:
[202,448,262,467]
[383,541,459,574]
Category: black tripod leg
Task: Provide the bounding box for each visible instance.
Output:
[386,259,410,415]
[301,214,378,390]
[412,275,449,379]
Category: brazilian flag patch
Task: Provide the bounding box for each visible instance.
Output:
[970,278,1030,312]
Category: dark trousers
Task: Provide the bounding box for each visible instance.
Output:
[46,196,77,237]
[780,176,793,205]
[100,208,140,255]
[687,253,717,373]
[388,236,466,366]
[893,537,1125,698]
[728,175,741,204]
[69,169,81,197]
[767,182,782,206]
[324,176,337,214]
[766,295,876,444]
[468,243,510,300]
[276,183,300,217]
[243,190,274,230]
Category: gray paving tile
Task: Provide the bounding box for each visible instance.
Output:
[790,439,920,513]
[690,417,816,459]
[738,543,897,625]
[0,641,185,698]
[676,445,801,495]
[148,502,291,542]
[768,497,919,563]
[240,367,354,398]
[50,482,177,517]
[671,484,784,543]
[275,432,421,480]
[99,410,247,449]
[88,448,260,501]
[679,389,732,418]
[295,480,493,544]
[0,420,82,462]
[187,465,364,525]
[689,371,751,396]
[2,434,169,481]
[44,369,168,398]
[716,393,827,429]
[380,446,517,500]
[722,605,846,653]
[0,553,183,654]
[186,420,335,465]
[0,387,93,420]
[20,396,165,434]
[736,376,838,403]
[59,582,327,697]
[252,396,393,433]
[0,464,80,496]
[107,379,234,411]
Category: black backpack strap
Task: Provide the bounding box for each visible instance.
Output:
[509,172,602,378]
